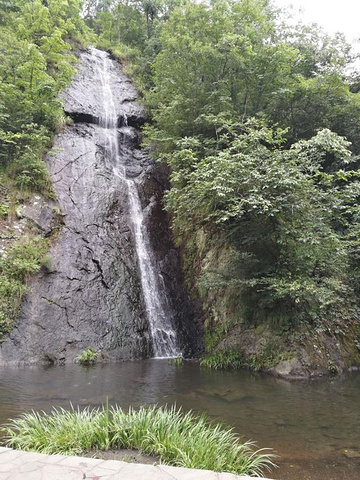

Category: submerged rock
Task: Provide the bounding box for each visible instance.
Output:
[343,449,360,459]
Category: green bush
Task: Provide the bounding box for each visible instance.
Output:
[0,237,49,339]
[0,173,10,218]
[0,202,9,219]
[11,153,53,197]
[165,121,359,330]
[0,0,87,195]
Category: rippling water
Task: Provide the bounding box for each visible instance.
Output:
[0,361,359,479]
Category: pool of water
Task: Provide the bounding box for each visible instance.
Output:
[0,360,359,479]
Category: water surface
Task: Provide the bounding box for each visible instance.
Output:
[0,361,359,480]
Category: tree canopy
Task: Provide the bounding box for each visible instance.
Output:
[91,0,360,332]
[0,0,88,192]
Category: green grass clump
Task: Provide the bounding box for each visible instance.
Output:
[200,348,244,370]
[3,405,276,477]
[76,347,98,365]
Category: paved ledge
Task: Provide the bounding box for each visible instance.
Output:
[0,447,272,480]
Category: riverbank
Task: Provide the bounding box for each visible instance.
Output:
[0,447,273,480]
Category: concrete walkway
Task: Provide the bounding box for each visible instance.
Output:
[0,447,272,480]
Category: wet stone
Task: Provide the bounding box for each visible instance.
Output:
[343,449,360,459]
[125,165,143,178]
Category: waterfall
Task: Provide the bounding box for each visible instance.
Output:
[91,48,180,358]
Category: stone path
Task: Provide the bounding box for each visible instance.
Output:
[0,447,272,480]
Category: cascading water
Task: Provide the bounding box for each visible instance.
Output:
[91,48,180,358]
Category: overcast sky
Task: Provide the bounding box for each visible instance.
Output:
[273,0,360,43]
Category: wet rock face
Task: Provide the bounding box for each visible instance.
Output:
[0,124,150,365]
[63,49,145,127]
[0,49,199,365]
[137,163,200,357]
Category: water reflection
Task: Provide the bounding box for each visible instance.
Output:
[0,361,359,480]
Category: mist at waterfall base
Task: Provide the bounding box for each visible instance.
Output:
[90,48,180,358]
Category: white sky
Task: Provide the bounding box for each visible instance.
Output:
[273,0,360,43]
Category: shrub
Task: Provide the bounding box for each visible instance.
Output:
[10,153,54,198]
[165,121,359,330]
[0,202,9,219]
[0,237,49,339]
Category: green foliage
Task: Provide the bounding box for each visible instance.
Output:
[200,341,293,372]
[0,0,88,195]
[143,0,360,152]
[203,316,236,352]
[165,119,359,328]
[0,203,9,219]
[0,174,10,218]
[200,348,244,370]
[268,71,360,151]
[76,347,98,365]
[0,237,49,338]
[11,153,54,196]
[148,0,289,139]
[87,0,182,90]
[246,344,293,372]
[93,4,146,48]
[204,329,224,353]
[3,404,276,476]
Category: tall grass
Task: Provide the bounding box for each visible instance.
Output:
[3,405,276,477]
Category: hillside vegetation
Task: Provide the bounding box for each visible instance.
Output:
[88,0,360,375]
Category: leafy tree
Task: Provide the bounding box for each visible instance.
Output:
[262,21,360,150]
[164,119,359,328]
[145,0,360,152]
[147,0,294,140]
[0,0,87,193]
